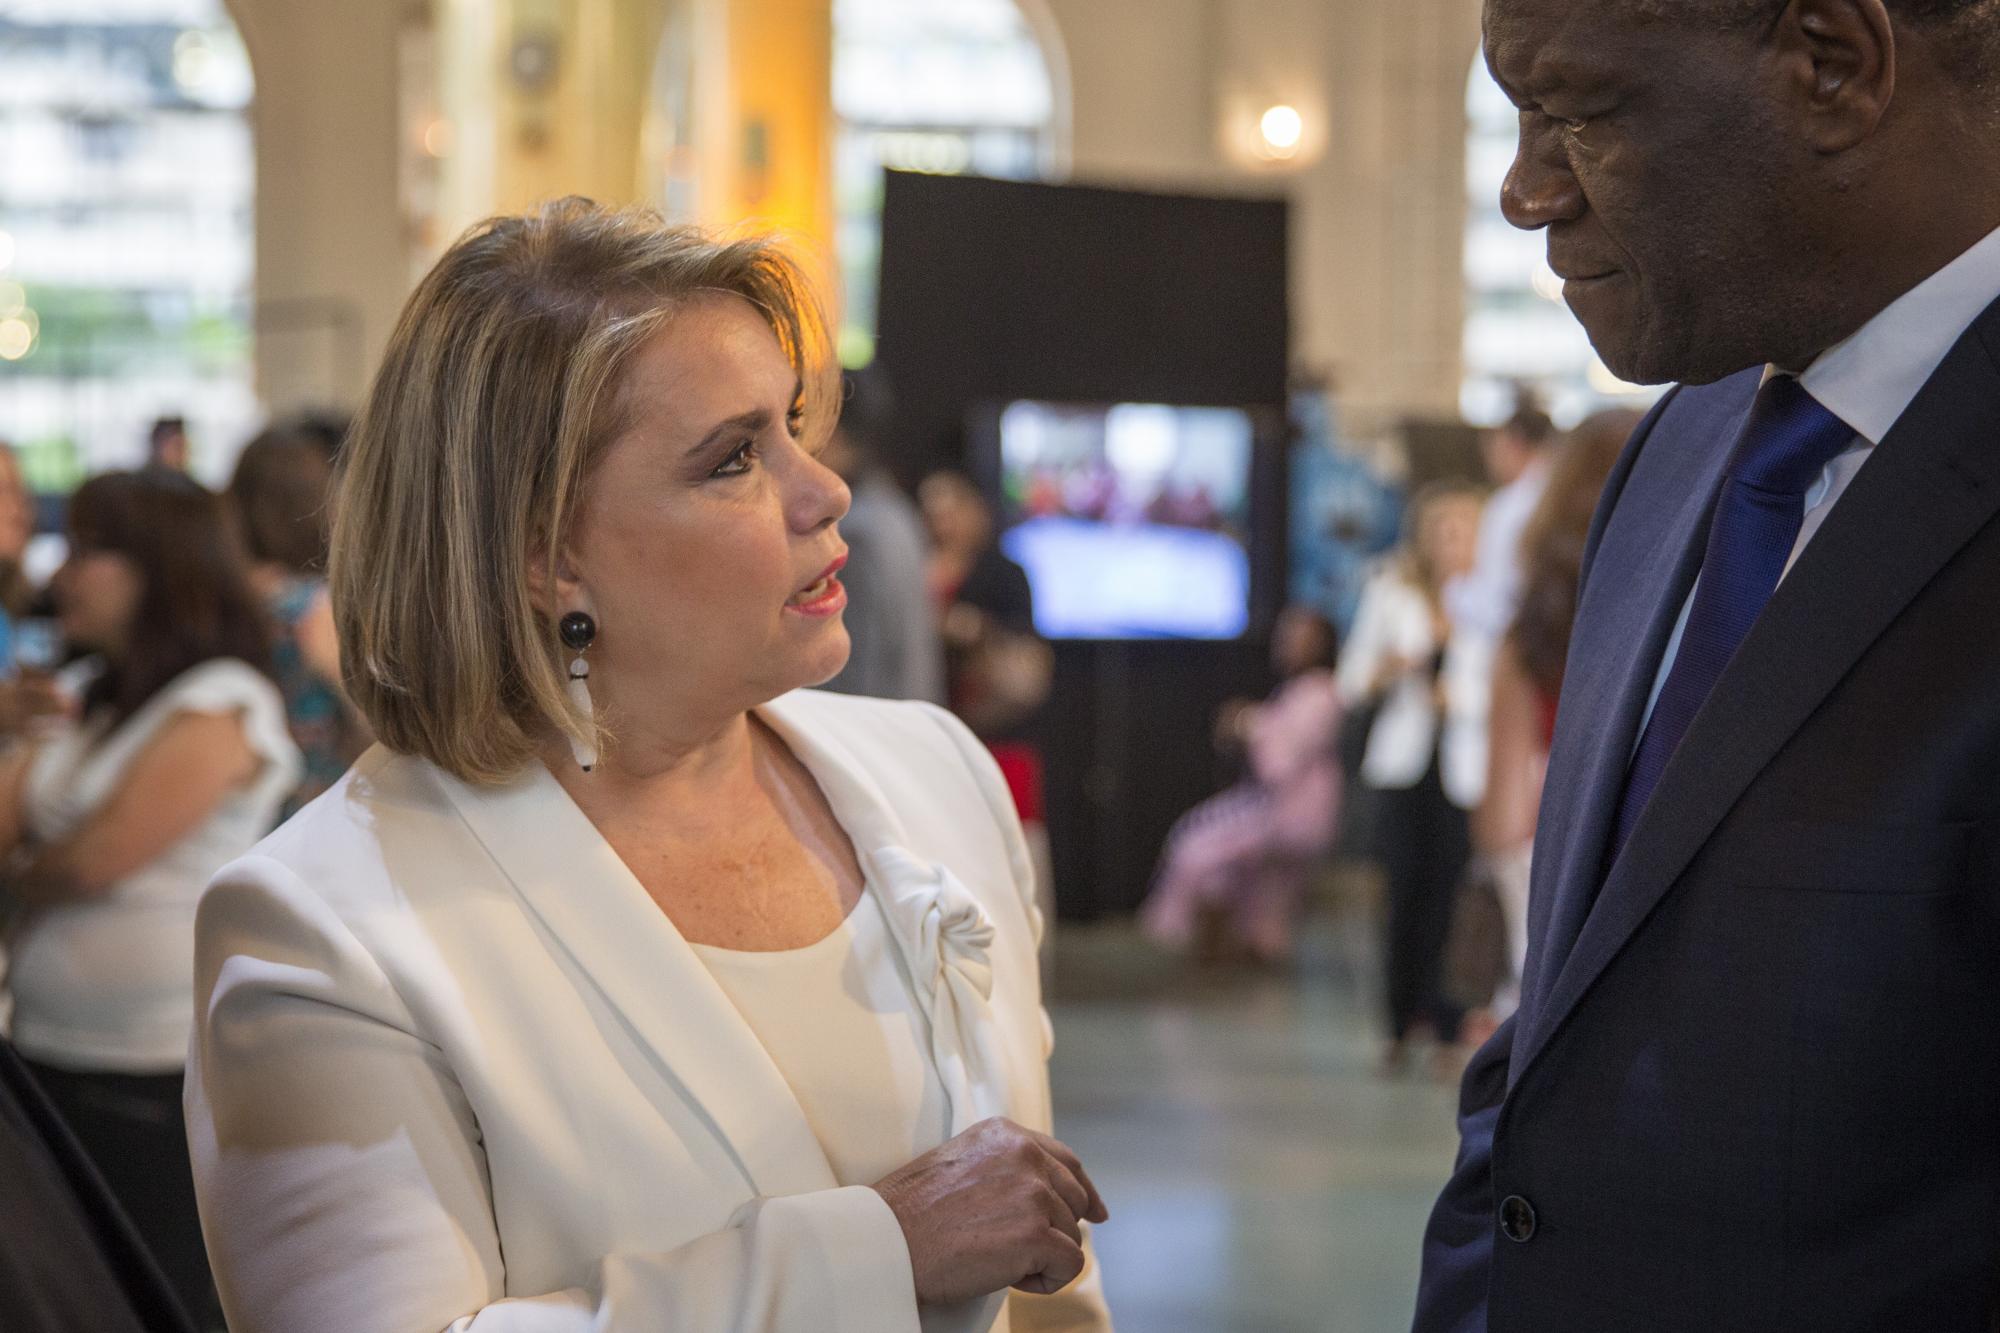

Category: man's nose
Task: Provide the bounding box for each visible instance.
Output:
[1500,122,1585,232]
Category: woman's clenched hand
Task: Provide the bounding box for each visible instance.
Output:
[871,1117,1109,1306]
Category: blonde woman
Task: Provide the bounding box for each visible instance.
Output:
[1336,482,1484,1070]
[185,200,1112,1333]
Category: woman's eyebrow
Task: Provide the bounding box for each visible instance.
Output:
[687,407,773,457]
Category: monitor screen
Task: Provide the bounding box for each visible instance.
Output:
[990,400,1255,640]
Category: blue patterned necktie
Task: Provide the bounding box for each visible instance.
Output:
[1607,375,1856,862]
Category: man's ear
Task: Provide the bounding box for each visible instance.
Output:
[1783,0,1896,154]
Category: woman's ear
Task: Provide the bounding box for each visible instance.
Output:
[524,542,587,621]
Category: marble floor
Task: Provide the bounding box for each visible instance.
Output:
[1044,908,1463,1333]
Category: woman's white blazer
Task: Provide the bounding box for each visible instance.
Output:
[185,689,1111,1333]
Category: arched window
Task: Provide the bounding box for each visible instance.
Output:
[1462,56,1659,426]
[831,0,1065,365]
[0,0,255,487]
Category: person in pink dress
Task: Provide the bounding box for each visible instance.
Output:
[1141,606,1343,964]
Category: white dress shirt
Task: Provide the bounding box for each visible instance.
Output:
[1638,224,2000,734]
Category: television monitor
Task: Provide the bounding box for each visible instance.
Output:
[982,399,1256,640]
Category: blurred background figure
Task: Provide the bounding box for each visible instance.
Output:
[0,469,300,1328]
[145,418,191,475]
[921,467,1048,780]
[1436,396,1558,829]
[818,371,945,704]
[1141,604,1342,965]
[1463,409,1641,1030]
[1337,482,1484,1073]
[919,468,1056,939]
[279,411,350,465]
[0,440,70,786]
[227,424,371,815]
[0,442,40,669]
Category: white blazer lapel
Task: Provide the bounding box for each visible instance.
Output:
[758,695,1033,1132]
[433,762,838,1200]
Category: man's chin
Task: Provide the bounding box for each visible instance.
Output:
[1583,326,1752,390]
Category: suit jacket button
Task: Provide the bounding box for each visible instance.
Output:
[1499,1194,1537,1243]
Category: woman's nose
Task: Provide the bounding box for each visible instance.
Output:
[788,448,851,533]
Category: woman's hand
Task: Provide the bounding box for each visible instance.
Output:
[0,672,71,738]
[871,1117,1109,1306]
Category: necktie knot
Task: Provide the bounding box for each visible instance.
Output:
[1729,375,1856,496]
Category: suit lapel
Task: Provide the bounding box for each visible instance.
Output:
[435,761,838,1200]
[1518,303,2000,1081]
[1512,376,1751,1073]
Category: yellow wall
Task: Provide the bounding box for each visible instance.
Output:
[436,0,832,260]
[713,0,834,251]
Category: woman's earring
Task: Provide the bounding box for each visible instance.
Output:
[560,611,598,772]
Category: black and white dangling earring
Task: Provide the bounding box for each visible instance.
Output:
[560,611,598,772]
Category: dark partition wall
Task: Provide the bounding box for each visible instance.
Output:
[874,171,1292,918]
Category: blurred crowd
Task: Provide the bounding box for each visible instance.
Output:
[0,413,364,1324]
[1139,397,1644,1079]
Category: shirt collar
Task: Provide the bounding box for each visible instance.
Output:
[1770,223,2000,446]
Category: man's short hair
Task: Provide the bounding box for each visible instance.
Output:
[1637,0,2000,88]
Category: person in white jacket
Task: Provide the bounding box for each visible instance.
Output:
[1335,482,1484,1071]
[185,198,1113,1333]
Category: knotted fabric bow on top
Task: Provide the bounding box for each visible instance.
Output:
[866,846,1011,1136]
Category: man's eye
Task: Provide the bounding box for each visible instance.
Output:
[711,440,757,478]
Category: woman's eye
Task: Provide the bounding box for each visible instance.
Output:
[710,440,757,478]
[786,405,806,440]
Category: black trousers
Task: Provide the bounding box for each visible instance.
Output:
[23,1061,221,1330]
[1375,754,1471,1043]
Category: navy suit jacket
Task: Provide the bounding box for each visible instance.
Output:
[1414,298,2000,1331]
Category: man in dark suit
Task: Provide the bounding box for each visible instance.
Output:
[1416,1,2000,1329]
[0,1037,194,1331]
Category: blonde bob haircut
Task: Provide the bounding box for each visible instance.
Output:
[330,197,838,784]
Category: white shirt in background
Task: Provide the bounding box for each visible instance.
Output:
[1445,453,1552,644]
[6,657,300,1071]
[1440,453,1553,811]
[1338,565,1484,808]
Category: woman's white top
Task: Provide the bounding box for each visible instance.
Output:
[185,690,1109,1333]
[1335,565,1484,808]
[695,892,1006,1333]
[691,891,954,1189]
[7,658,300,1072]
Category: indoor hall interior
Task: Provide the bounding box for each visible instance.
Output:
[0,1,1675,1330]
[1047,901,1462,1333]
